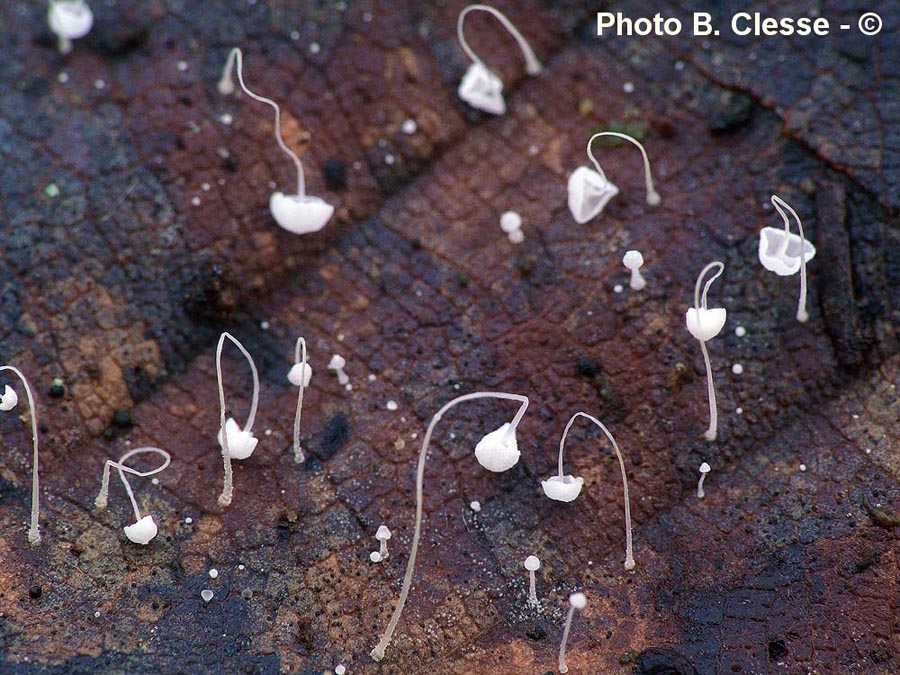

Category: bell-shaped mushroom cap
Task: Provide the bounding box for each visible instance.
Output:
[48,0,94,40]
[699,462,711,473]
[0,384,18,411]
[541,474,584,502]
[458,63,506,115]
[569,592,587,609]
[758,226,817,277]
[269,193,334,235]
[217,417,259,460]
[524,555,541,571]
[124,515,158,545]
[474,423,521,472]
[685,307,727,342]
[623,250,644,270]
[375,525,392,541]
[567,166,619,224]
[287,362,313,387]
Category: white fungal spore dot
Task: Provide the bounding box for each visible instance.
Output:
[732,363,744,375]
[623,81,635,93]
[209,568,219,579]
[369,551,382,563]
[335,665,347,675]
[735,326,746,337]
[469,500,481,512]
[613,284,624,294]
[401,119,417,135]
[569,592,587,610]
[508,229,525,245]
[499,211,523,234]
[201,589,214,603]
[386,400,398,411]
[799,464,807,472]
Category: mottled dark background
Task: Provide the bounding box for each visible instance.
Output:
[0,1,898,673]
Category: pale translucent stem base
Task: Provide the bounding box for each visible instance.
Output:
[700,341,718,441]
[558,606,575,673]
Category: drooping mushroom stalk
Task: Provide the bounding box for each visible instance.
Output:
[216,332,260,507]
[292,337,308,464]
[771,195,810,322]
[218,47,305,197]
[557,413,634,570]
[370,392,529,661]
[586,132,661,206]
[457,4,542,76]
[0,366,41,544]
[95,447,171,520]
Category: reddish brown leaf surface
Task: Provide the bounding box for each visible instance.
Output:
[0,1,898,674]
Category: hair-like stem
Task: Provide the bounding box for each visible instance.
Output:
[292,337,308,464]
[586,131,660,205]
[370,391,529,661]
[771,194,810,322]
[0,366,41,544]
[95,447,171,520]
[219,47,306,197]
[457,4,542,75]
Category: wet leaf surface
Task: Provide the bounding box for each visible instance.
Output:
[0,1,898,673]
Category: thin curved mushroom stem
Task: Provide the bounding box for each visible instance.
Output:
[557,412,635,570]
[95,447,171,521]
[218,47,305,197]
[216,332,260,507]
[370,391,529,662]
[292,337,308,464]
[586,131,661,206]
[0,366,41,544]
[693,261,725,441]
[457,4,542,75]
[771,194,810,322]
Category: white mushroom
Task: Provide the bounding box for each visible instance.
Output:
[622,250,647,291]
[685,262,726,441]
[759,194,816,323]
[370,392,529,661]
[328,354,349,386]
[697,462,711,499]
[375,525,392,560]
[0,366,41,544]
[287,337,311,463]
[48,0,93,55]
[456,5,542,115]
[524,555,541,605]
[558,592,587,673]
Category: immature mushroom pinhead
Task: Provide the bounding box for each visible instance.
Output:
[558,592,587,673]
[697,462,711,499]
[524,555,541,605]
[328,354,349,386]
[48,0,93,55]
[375,525,392,560]
[623,250,647,291]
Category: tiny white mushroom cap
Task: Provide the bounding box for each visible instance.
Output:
[375,525,392,541]
[699,462,711,474]
[569,592,587,610]
[328,354,346,371]
[499,211,523,233]
[623,250,644,270]
[567,166,619,224]
[474,422,521,473]
[458,63,506,115]
[269,193,334,235]
[217,417,259,460]
[758,227,816,276]
[123,515,158,545]
[541,474,584,502]
[524,555,541,571]
[48,0,94,41]
[369,551,382,563]
[685,307,727,342]
[0,384,18,411]
[287,362,313,387]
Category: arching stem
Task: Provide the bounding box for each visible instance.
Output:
[0,366,41,544]
[771,195,810,322]
[95,447,171,520]
[215,332,260,507]
[370,391,529,661]
[219,47,306,197]
[586,131,660,206]
[557,412,635,570]
[457,4,542,75]
[292,337,308,464]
